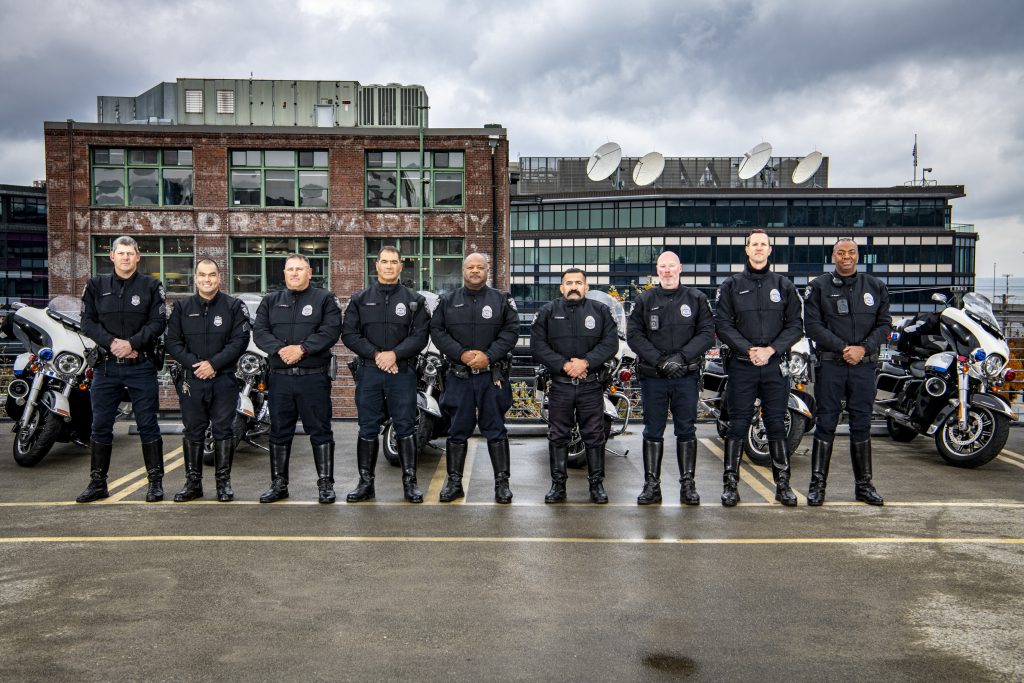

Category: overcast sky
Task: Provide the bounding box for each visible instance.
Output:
[1,0,1021,276]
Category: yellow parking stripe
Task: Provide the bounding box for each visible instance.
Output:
[0,499,1021,508]
[997,455,1024,471]
[699,438,777,503]
[746,462,808,505]
[106,447,185,492]
[424,440,476,505]
[102,457,185,502]
[998,449,1024,469]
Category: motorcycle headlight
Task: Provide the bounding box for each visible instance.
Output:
[238,352,263,376]
[788,353,808,378]
[423,355,441,377]
[982,354,1007,378]
[55,351,84,375]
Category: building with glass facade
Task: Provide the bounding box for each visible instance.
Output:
[0,183,48,306]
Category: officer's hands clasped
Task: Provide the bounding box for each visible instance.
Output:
[657,353,687,379]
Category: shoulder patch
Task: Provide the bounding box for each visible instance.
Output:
[804,285,813,300]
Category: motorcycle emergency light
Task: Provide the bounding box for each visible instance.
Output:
[1004,369,1016,383]
[39,347,54,362]
[619,368,631,383]
[972,348,986,362]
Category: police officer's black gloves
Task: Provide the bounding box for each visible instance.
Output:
[658,353,687,379]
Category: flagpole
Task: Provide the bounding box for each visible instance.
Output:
[912,133,918,185]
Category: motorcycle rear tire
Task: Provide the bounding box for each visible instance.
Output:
[885,417,918,442]
[382,415,433,467]
[13,409,62,467]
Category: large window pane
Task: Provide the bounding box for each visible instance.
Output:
[434,172,462,206]
[367,171,397,208]
[162,169,193,205]
[264,150,295,167]
[128,168,159,205]
[93,168,124,205]
[163,256,194,295]
[231,257,263,293]
[265,170,295,207]
[129,149,158,165]
[298,170,328,207]
[400,172,425,208]
[231,170,261,206]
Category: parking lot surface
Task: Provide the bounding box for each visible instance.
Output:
[0,422,1022,681]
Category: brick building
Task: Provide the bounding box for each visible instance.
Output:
[44,121,509,417]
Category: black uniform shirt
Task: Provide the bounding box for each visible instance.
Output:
[341,282,430,362]
[531,296,619,377]
[165,291,250,374]
[804,271,892,354]
[714,263,804,357]
[81,271,166,353]
[253,286,342,371]
[627,285,715,375]
[429,285,520,365]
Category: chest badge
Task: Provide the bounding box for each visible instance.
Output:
[482,305,493,320]
[131,295,141,306]
[584,315,596,330]
[680,304,692,318]
[864,292,875,307]
[649,315,660,331]
[770,288,782,303]
[301,305,313,316]
[213,315,223,327]
[395,303,407,317]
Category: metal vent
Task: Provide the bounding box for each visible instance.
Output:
[216,90,235,114]
[184,89,203,114]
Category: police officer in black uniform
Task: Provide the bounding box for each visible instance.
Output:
[165,258,250,502]
[627,251,714,506]
[77,235,167,503]
[253,254,342,504]
[804,238,890,506]
[342,246,430,503]
[430,252,519,503]
[714,230,803,507]
[532,268,619,503]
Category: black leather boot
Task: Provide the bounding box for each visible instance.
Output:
[677,439,700,506]
[173,440,204,502]
[397,435,423,503]
[721,438,742,507]
[544,443,568,503]
[346,437,377,502]
[806,438,832,507]
[259,442,290,503]
[586,445,608,504]
[488,439,513,504]
[141,438,165,502]
[313,442,336,504]
[637,440,663,505]
[214,439,234,502]
[851,439,884,505]
[769,439,797,507]
[76,442,112,503]
[439,439,467,502]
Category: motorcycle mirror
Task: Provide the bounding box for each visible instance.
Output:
[931,293,948,304]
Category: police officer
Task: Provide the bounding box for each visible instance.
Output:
[714,230,803,507]
[531,268,619,503]
[165,258,250,502]
[77,235,167,503]
[804,238,890,506]
[253,254,342,504]
[342,246,430,504]
[627,251,714,506]
[430,252,519,504]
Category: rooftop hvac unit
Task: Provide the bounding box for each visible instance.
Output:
[358,84,427,127]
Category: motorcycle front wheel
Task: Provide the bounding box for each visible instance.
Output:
[382,413,434,467]
[13,409,62,467]
[934,406,1009,468]
[203,415,249,466]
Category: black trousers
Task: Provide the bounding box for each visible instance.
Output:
[177,373,237,442]
[547,381,605,448]
[639,374,699,442]
[268,371,334,447]
[440,372,513,443]
[813,360,875,443]
[724,358,789,440]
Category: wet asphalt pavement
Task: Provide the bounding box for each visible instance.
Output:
[0,421,1022,681]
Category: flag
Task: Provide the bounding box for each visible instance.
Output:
[912,139,918,163]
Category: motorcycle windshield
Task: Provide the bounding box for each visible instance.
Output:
[47,295,85,323]
[417,290,440,316]
[585,290,627,336]
[963,292,1001,334]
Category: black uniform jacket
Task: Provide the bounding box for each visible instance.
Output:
[627,285,714,375]
[166,291,250,375]
[81,271,166,354]
[804,271,892,355]
[254,286,342,371]
[714,263,803,357]
[341,282,430,362]
[429,285,520,365]
[531,296,619,377]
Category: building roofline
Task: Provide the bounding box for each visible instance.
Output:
[0,183,46,195]
[44,121,506,137]
[512,186,967,201]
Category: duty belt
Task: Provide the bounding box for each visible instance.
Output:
[449,363,489,380]
[356,357,415,371]
[105,355,148,366]
[819,351,879,364]
[272,365,329,376]
[551,372,602,385]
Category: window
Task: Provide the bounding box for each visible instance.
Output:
[365,237,464,292]
[185,90,203,114]
[10,196,47,225]
[230,237,329,293]
[216,90,235,114]
[92,236,195,296]
[365,150,464,209]
[229,150,329,208]
[91,148,193,206]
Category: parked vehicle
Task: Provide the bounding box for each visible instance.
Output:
[2,297,98,466]
[700,338,815,466]
[875,292,1015,467]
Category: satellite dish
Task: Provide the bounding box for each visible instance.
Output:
[587,142,622,181]
[632,151,665,187]
[792,151,824,185]
[737,142,772,180]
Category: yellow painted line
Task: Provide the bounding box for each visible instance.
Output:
[998,449,1024,469]
[0,499,1020,508]
[1001,448,1024,461]
[106,447,185,492]
[700,438,777,504]
[424,440,477,505]
[0,535,1020,546]
[996,455,1024,471]
[101,457,185,503]
[746,461,808,506]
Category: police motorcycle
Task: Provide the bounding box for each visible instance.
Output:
[699,338,816,466]
[874,291,1015,468]
[534,290,636,468]
[2,296,98,466]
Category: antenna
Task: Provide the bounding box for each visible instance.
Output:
[792,151,824,185]
[632,151,665,187]
[737,142,772,180]
[586,142,622,182]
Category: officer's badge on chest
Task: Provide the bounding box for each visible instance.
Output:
[770,289,781,303]
[649,315,659,330]
[680,304,692,317]
[301,305,313,316]
[213,315,223,327]
[863,292,875,306]
[584,315,596,329]
[482,305,493,319]
[395,303,407,317]
[131,295,141,306]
